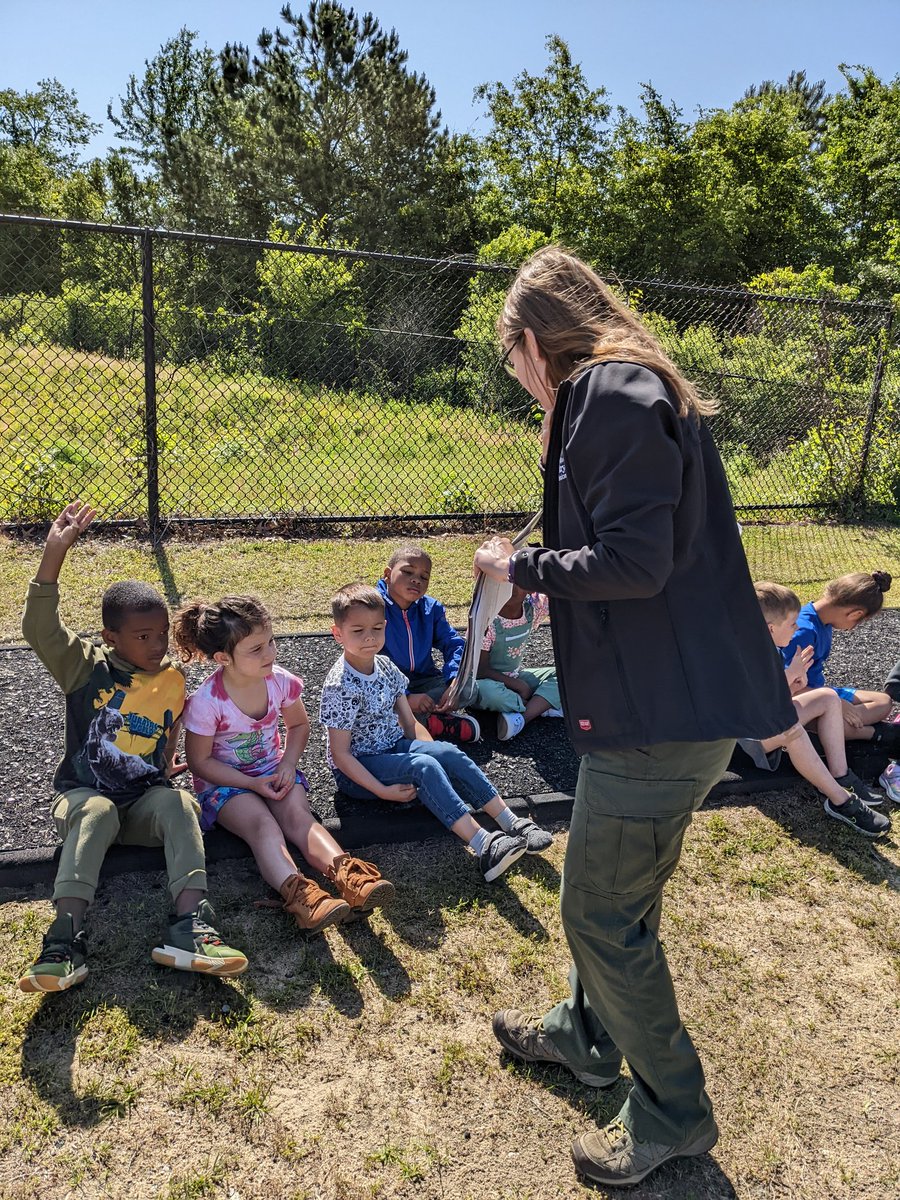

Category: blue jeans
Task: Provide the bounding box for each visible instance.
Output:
[333,738,497,829]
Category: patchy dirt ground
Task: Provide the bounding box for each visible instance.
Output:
[1,613,899,854]
[1,807,898,1200]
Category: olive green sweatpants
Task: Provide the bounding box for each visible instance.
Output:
[542,739,734,1145]
[51,785,207,904]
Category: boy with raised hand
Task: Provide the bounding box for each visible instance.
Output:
[18,502,247,994]
[376,545,480,743]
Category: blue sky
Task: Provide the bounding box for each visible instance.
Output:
[2,0,898,159]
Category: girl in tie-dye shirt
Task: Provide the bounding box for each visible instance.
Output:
[175,596,393,936]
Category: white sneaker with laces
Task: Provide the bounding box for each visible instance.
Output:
[497,712,526,741]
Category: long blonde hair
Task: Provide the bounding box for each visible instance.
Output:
[499,246,715,419]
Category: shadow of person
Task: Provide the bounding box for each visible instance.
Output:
[334,916,412,1000]
[20,959,251,1129]
[378,845,553,950]
[708,785,899,893]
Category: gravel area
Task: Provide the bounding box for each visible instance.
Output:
[2,614,898,853]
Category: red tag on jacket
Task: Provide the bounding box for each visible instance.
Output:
[578,718,592,731]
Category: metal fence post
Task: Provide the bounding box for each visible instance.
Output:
[852,308,895,518]
[141,229,161,544]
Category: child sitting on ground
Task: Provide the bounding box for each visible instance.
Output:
[475,586,562,741]
[376,544,479,743]
[175,595,394,936]
[19,502,247,994]
[320,584,552,882]
[742,582,890,837]
[783,571,900,752]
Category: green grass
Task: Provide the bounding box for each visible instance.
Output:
[1,812,898,1200]
[0,340,542,523]
[1,520,899,644]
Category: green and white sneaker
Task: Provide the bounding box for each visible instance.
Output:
[18,913,88,994]
[151,899,248,977]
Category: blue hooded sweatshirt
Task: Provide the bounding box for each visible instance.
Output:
[375,577,465,686]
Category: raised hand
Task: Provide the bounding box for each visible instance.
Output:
[36,501,96,583]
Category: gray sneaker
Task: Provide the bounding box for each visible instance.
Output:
[509,815,553,853]
[479,831,526,881]
[824,791,891,838]
[492,1009,619,1087]
[572,1118,718,1187]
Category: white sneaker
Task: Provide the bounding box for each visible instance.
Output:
[878,761,900,804]
[540,707,564,718]
[497,712,526,741]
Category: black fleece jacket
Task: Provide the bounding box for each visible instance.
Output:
[511,361,797,756]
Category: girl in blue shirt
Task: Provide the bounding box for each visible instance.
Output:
[783,571,897,749]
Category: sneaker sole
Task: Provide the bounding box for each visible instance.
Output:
[524,837,553,855]
[572,1126,718,1187]
[483,841,528,882]
[151,945,248,976]
[492,1014,618,1087]
[824,804,891,838]
[18,964,88,993]
[346,879,396,916]
[296,902,352,936]
[497,723,522,742]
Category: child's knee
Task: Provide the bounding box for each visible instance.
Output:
[53,790,120,840]
[152,787,201,834]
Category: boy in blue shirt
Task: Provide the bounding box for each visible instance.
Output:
[376,545,479,743]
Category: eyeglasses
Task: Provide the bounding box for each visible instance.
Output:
[499,333,522,377]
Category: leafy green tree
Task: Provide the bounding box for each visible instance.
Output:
[221,2,447,250]
[744,69,829,136]
[474,35,610,244]
[603,85,741,280]
[691,88,824,277]
[604,83,823,283]
[0,79,99,171]
[817,65,900,295]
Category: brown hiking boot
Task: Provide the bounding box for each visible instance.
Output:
[326,854,395,916]
[279,873,350,935]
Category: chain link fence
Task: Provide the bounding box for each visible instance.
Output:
[1,213,899,584]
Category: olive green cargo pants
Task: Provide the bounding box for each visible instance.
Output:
[542,739,734,1144]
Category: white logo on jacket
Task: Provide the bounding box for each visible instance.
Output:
[558,454,567,481]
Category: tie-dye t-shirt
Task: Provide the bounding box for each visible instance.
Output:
[183,664,303,792]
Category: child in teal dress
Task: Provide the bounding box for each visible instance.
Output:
[475,586,562,740]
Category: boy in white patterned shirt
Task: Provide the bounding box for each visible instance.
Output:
[319,584,553,882]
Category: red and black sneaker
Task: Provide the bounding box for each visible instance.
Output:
[425,711,481,743]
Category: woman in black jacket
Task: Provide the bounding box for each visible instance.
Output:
[475,248,795,1189]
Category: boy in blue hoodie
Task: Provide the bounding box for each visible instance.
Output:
[376,546,480,742]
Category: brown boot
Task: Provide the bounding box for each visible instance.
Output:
[279,873,350,935]
[327,855,395,916]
